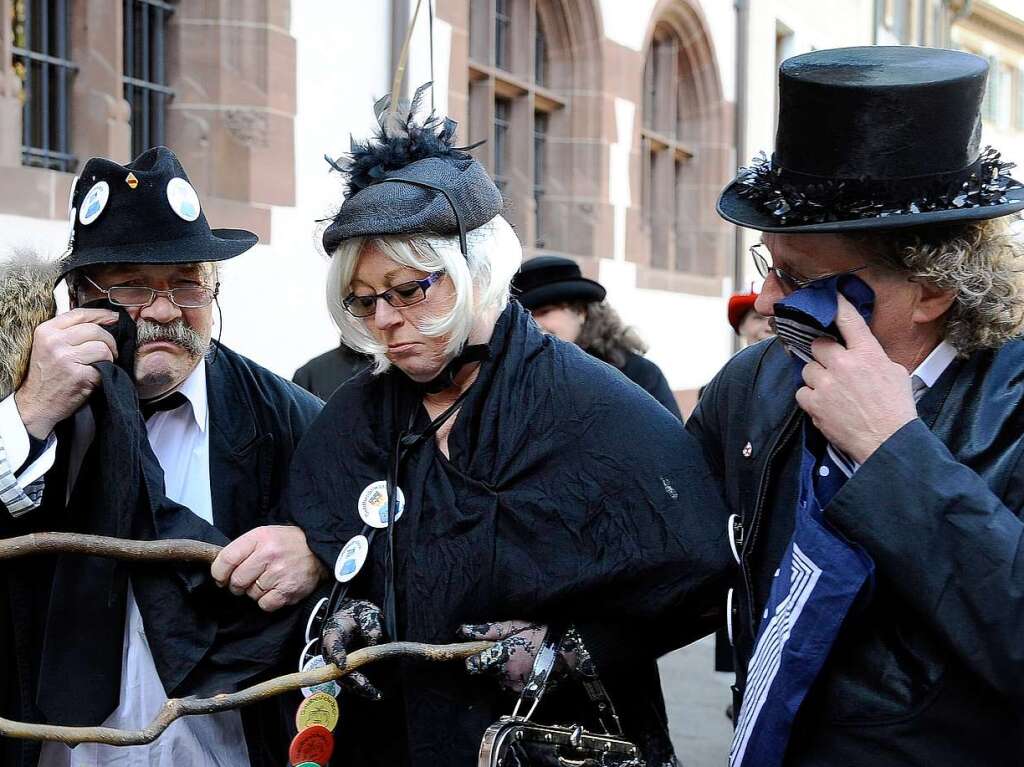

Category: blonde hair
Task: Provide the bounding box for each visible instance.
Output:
[326,215,523,373]
[848,215,1024,355]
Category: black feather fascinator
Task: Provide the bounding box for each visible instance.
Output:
[325,82,477,197]
[320,82,503,255]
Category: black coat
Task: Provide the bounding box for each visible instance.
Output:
[287,302,731,767]
[0,342,322,767]
[292,345,371,400]
[612,352,682,421]
[684,337,1024,765]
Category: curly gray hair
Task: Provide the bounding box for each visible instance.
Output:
[846,215,1024,355]
[573,299,648,369]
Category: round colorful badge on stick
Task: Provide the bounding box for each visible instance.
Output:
[166,176,201,221]
[357,480,405,529]
[300,654,341,699]
[334,534,368,583]
[296,691,340,732]
[289,724,334,766]
[79,181,109,226]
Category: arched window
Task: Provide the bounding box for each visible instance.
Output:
[639,13,724,280]
[466,0,569,252]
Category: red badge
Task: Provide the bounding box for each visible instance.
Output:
[289,724,334,765]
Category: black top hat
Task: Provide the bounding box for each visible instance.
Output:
[718,46,1024,233]
[512,256,607,310]
[58,146,257,279]
[322,84,503,255]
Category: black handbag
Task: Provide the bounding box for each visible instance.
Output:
[477,627,646,767]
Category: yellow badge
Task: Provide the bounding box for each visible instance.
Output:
[296,691,340,732]
[125,172,139,189]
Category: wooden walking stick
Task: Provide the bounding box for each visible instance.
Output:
[0,532,493,746]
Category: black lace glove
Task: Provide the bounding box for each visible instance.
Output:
[457,621,597,693]
[322,598,385,700]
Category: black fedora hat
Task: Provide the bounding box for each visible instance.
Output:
[512,256,606,310]
[718,46,1024,233]
[59,146,257,279]
[322,84,503,256]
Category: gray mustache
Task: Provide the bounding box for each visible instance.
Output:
[136,319,207,358]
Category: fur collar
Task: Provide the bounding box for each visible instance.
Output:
[0,250,59,400]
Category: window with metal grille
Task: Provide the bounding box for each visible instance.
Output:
[11,0,77,171]
[123,0,175,158]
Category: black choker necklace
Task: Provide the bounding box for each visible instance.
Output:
[416,343,491,394]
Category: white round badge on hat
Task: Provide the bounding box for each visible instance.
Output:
[78,181,109,226]
[166,177,201,222]
[334,534,369,583]
[357,481,405,529]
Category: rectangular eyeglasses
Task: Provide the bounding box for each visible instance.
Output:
[343,270,447,318]
[749,243,868,293]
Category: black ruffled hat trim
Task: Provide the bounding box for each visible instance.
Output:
[723,146,1023,230]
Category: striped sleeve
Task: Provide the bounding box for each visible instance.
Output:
[0,437,44,517]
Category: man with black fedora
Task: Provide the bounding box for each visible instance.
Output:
[0,146,324,766]
[512,255,681,419]
[483,45,1024,765]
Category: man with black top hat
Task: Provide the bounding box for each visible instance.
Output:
[0,146,324,766]
[700,45,1024,764]
[484,46,1024,765]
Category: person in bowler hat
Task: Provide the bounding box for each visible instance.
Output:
[480,46,1024,765]
[0,147,325,766]
[512,256,682,419]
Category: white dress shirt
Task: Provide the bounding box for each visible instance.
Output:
[0,362,251,767]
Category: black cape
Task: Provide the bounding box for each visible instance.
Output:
[288,301,731,766]
[0,313,322,767]
[613,351,682,421]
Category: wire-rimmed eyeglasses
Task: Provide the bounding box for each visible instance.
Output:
[82,274,219,309]
[343,270,447,318]
[749,243,868,293]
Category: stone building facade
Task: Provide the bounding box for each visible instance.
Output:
[393,0,740,409]
[951,0,1024,171]
[1,0,295,243]
[436,0,735,299]
[5,2,1020,411]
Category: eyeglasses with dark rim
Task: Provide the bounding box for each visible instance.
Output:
[749,243,869,293]
[343,270,447,318]
[82,274,219,309]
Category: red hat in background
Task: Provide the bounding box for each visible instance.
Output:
[728,292,759,335]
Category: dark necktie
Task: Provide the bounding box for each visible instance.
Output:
[140,391,188,421]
